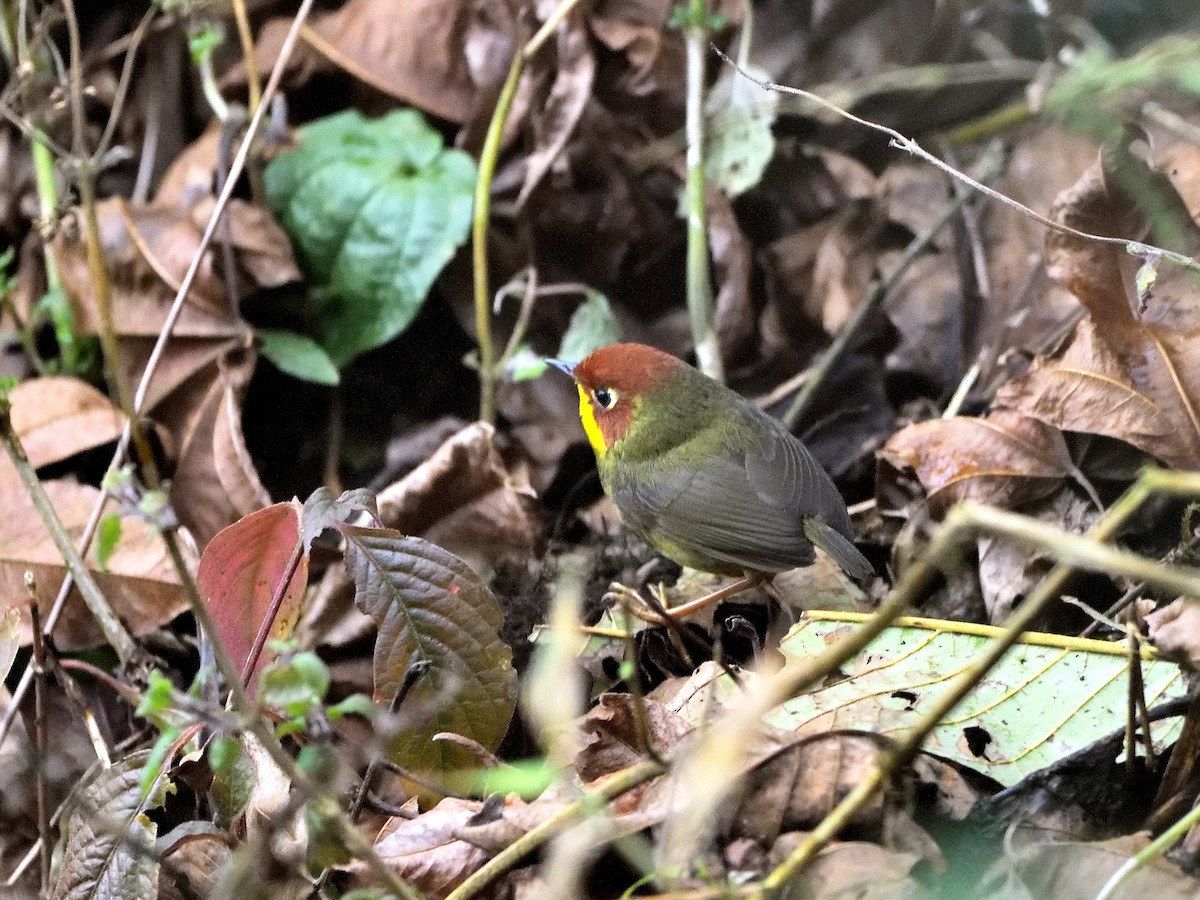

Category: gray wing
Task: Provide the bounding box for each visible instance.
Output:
[613,417,851,574]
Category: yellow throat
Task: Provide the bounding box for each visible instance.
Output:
[576,384,608,457]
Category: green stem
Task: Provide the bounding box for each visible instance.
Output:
[470,0,590,424]
[683,0,721,381]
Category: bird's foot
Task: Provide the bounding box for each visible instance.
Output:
[608,576,760,625]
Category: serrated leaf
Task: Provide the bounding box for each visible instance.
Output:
[50,750,171,900]
[265,109,476,367]
[672,615,1186,787]
[556,291,619,364]
[258,328,340,384]
[197,502,307,691]
[339,527,517,771]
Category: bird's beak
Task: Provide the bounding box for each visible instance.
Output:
[545,358,576,378]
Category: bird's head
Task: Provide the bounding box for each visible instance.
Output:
[549,343,682,457]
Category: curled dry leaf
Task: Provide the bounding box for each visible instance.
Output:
[0,375,126,501]
[8,376,125,469]
[516,2,595,206]
[0,480,190,650]
[366,796,498,896]
[573,693,692,783]
[248,0,483,124]
[376,421,539,575]
[996,151,1200,470]
[49,195,274,546]
[878,410,1076,514]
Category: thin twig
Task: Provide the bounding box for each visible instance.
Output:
[783,142,1007,429]
[229,0,262,115]
[714,46,1200,276]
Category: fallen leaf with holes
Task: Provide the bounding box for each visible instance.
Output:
[668,616,1186,787]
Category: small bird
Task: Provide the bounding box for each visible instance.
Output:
[550,343,872,608]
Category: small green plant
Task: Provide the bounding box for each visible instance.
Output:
[264,109,476,379]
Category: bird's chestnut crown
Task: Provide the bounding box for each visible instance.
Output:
[568,343,683,454]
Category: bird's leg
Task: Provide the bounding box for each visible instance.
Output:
[660,574,762,619]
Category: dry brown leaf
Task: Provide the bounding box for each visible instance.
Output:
[368,797,496,895]
[879,410,1075,513]
[157,348,270,549]
[989,832,1195,899]
[769,840,925,900]
[49,195,274,546]
[0,480,190,650]
[993,149,1200,468]
[808,201,885,333]
[153,125,222,209]
[8,376,125,468]
[249,0,484,124]
[1147,598,1200,671]
[49,198,244,337]
[516,3,595,206]
[709,188,756,363]
[573,694,692,783]
[376,422,539,575]
[157,831,232,900]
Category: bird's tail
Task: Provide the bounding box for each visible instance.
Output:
[803,517,874,581]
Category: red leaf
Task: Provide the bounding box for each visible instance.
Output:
[197,501,307,690]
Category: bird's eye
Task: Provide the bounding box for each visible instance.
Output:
[593,387,619,410]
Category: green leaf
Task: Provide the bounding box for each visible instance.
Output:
[672,615,1187,787]
[505,345,549,382]
[258,650,329,718]
[703,64,776,198]
[339,527,518,771]
[259,328,341,384]
[95,512,122,573]
[265,109,476,368]
[556,291,619,364]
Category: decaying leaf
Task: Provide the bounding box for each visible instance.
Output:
[48,194,275,547]
[879,410,1078,513]
[995,151,1200,470]
[1147,598,1200,671]
[247,0,485,124]
[340,528,517,771]
[49,750,171,900]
